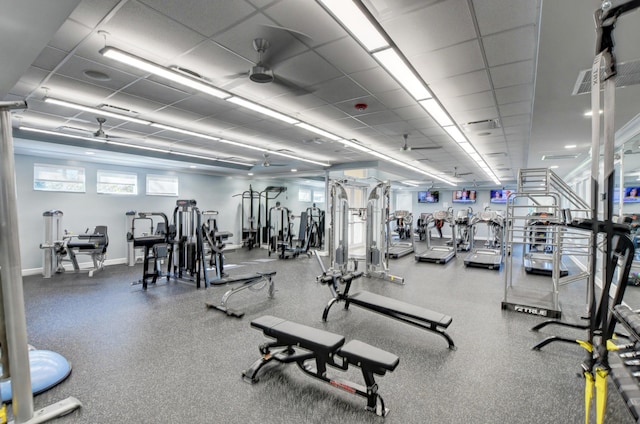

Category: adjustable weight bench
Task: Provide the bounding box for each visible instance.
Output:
[242,315,399,417]
[319,271,455,350]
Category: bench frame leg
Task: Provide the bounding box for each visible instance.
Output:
[243,343,390,417]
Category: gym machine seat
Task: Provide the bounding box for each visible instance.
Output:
[242,315,399,416]
[64,225,109,277]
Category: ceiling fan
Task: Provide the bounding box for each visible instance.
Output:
[226,38,311,94]
[256,153,287,169]
[446,166,473,178]
[400,134,441,151]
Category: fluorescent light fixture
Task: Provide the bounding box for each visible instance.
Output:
[317,0,389,51]
[295,122,342,141]
[190,165,197,169]
[150,123,219,140]
[45,98,151,126]
[458,142,475,154]
[20,126,105,143]
[227,97,300,124]
[342,139,372,153]
[443,125,467,144]
[550,165,559,169]
[267,149,330,167]
[373,48,432,101]
[217,138,266,152]
[401,180,419,187]
[584,110,603,116]
[248,172,254,176]
[565,144,577,149]
[291,169,298,172]
[107,140,170,153]
[419,99,453,127]
[100,46,231,99]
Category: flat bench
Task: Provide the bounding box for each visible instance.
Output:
[320,271,455,350]
[242,315,399,416]
[205,272,276,318]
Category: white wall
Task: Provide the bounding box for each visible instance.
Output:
[15,154,325,272]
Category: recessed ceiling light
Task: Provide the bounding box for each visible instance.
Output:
[83,69,111,81]
[565,144,577,149]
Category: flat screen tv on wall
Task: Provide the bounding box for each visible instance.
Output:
[490,189,514,203]
[418,190,439,203]
[452,190,476,203]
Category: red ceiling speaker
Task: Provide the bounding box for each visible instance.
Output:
[354,103,368,111]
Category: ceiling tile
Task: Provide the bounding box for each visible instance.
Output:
[483,25,536,67]
[173,40,254,85]
[380,0,476,56]
[315,37,378,75]
[501,114,531,127]
[301,104,349,122]
[440,90,495,113]
[122,78,191,105]
[499,101,532,117]
[172,94,231,117]
[375,89,415,109]
[48,19,92,52]
[102,1,206,60]
[312,76,369,104]
[8,67,49,97]
[46,74,115,104]
[349,67,400,95]
[411,39,485,82]
[356,110,402,126]
[55,55,140,92]
[473,0,540,36]
[272,50,342,88]
[429,70,491,99]
[68,0,120,27]
[264,0,346,47]
[495,83,533,105]
[489,60,534,89]
[394,104,429,121]
[139,0,256,38]
[31,47,68,72]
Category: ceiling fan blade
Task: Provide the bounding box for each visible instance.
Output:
[271,74,314,95]
[411,146,442,150]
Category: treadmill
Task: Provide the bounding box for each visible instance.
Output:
[464,210,504,270]
[522,212,568,277]
[415,209,456,264]
[387,210,415,258]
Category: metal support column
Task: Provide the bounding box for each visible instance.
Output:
[0,101,81,423]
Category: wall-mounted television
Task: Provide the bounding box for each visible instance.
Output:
[490,189,514,204]
[624,186,640,203]
[418,190,439,203]
[452,190,476,203]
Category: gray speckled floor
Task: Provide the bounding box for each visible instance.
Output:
[13,244,638,423]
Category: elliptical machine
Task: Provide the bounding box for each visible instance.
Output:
[454,207,475,251]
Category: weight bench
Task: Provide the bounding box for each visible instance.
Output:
[242,315,399,417]
[205,271,276,318]
[319,271,455,350]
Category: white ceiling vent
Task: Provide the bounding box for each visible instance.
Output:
[461,119,501,136]
[572,59,640,95]
[541,153,579,160]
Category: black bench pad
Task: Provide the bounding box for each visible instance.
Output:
[349,291,452,328]
[339,340,399,374]
[132,235,166,248]
[251,315,345,352]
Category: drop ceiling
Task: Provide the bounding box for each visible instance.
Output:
[2,0,640,187]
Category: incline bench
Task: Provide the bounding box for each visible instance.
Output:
[242,315,399,416]
[318,269,455,350]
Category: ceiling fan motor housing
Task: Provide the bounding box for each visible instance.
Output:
[249,65,274,83]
